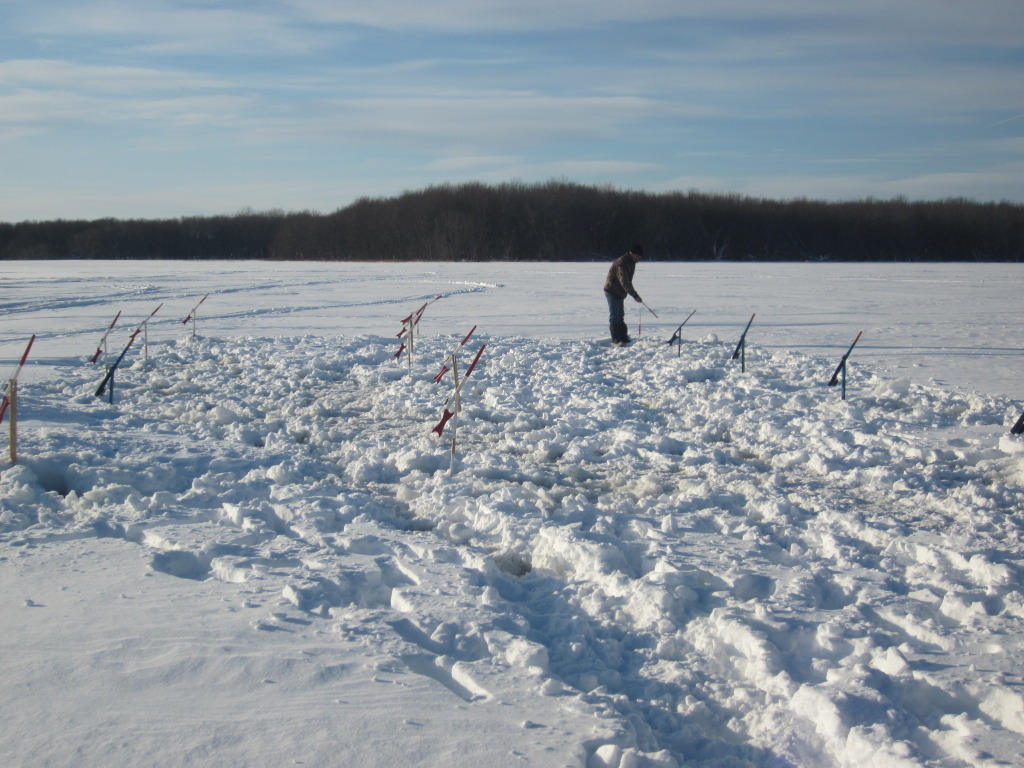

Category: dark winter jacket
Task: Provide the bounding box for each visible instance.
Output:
[603,253,640,300]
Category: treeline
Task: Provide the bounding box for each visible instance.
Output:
[2,180,1022,261]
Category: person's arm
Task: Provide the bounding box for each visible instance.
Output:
[617,262,642,302]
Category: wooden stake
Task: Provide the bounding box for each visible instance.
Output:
[8,379,16,464]
[449,353,460,475]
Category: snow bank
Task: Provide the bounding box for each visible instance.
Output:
[2,261,1024,766]
[3,321,1024,767]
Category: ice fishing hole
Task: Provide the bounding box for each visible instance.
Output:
[391,516,436,532]
[813,574,855,611]
[493,551,532,577]
[731,573,775,601]
[150,550,212,581]
[26,459,76,498]
[42,475,72,497]
[983,595,1005,616]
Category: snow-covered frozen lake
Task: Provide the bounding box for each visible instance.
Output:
[1,260,1023,767]
[2,260,1020,400]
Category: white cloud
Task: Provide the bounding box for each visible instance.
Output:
[3,0,1023,218]
[422,155,523,172]
[0,59,254,138]
[271,93,673,152]
[20,0,1022,51]
[987,136,1024,155]
[286,0,1024,46]
[288,0,678,32]
[14,1,336,57]
[0,88,254,137]
[0,59,229,92]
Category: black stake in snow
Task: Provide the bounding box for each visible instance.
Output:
[637,301,658,338]
[828,331,863,401]
[732,313,756,372]
[90,310,122,364]
[667,309,697,357]
[95,333,139,403]
[1012,411,1024,435]
[95,304,162,402]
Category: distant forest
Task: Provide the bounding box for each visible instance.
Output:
[2,180,1023,262]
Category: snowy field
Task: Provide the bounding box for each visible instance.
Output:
[1,260,1023,768]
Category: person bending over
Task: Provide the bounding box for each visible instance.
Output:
[603,245,644,346]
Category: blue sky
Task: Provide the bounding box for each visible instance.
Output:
[1,0,1022,221]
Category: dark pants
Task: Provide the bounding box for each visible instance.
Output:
[605,291,629,342]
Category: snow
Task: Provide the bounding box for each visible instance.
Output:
[1,259,1023,768]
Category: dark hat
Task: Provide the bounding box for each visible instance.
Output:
[629,244,644,256]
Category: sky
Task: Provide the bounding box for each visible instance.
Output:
[1,0,1023,222]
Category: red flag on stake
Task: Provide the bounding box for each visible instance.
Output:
[395,295,445,365]
[432,408,454,436]
[431,328,486,449]
[182,294,208,325]
[90,311,122,364]
[465,344,486,379]
[434,326,478,382]
[0,335,36,424]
